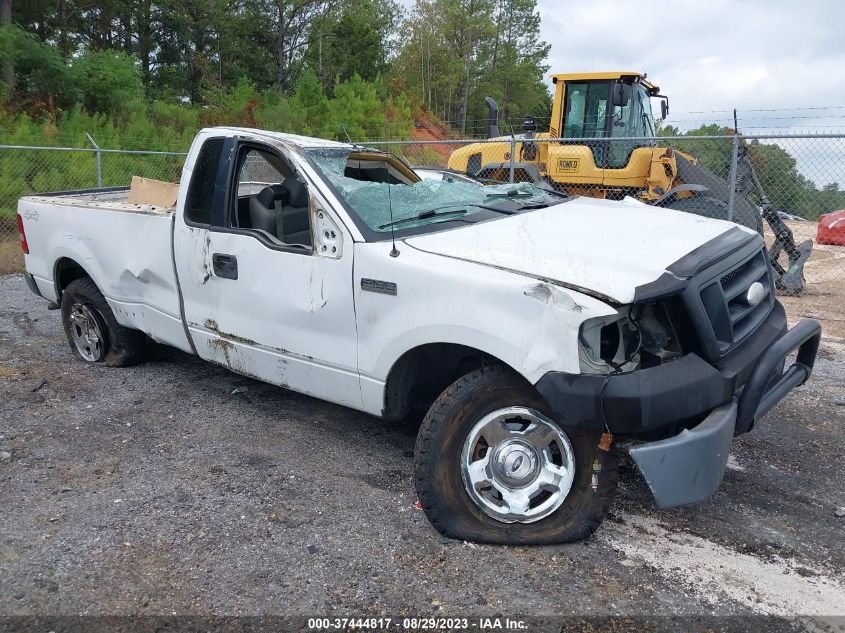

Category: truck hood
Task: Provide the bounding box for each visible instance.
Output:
[404,196,750,303]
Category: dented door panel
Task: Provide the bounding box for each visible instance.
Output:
[174,222,361,409]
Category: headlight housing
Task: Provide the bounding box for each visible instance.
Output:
[578,302,684,374]
[578,309,641,374]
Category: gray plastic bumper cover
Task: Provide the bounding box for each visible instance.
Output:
[629,401,737,508]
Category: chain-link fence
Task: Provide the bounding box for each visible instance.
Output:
[0,143,186,273]
[2,134,844,304]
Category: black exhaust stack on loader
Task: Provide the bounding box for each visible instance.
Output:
[486,97,499,138]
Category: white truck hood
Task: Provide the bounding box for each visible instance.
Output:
[404,196,749,303]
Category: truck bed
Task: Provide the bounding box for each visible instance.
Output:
[21,186,175,216]
[18,186,190,353]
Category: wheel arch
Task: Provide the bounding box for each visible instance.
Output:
[381,342,532,421]
[54,257,94,301]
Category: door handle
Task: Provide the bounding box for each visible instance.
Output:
[212,253,238,280]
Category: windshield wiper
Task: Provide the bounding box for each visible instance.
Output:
[378,200,521,230]
[533,182,569,198]
[379,208,468,229]
[485,188,533,200]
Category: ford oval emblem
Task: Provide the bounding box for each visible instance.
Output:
[511,455,524,472]
[745,281,766,306]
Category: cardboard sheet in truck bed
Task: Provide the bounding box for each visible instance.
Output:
[127,176,179,209]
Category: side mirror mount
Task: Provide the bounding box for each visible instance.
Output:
[611,82,632,107]
[311,196,343,259]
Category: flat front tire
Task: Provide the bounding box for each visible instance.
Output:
[414,364,617,545]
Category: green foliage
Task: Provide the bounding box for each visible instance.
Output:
[308,0,400,91]
[71,50,144,116]
[333,73,384,140]
[394,0,550,134]
[0,25,74,113]
[290,69,335,136]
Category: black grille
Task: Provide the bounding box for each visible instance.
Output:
[720,259,751,284]
[699,249,773,353]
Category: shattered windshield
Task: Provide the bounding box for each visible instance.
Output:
[304,147,564,238]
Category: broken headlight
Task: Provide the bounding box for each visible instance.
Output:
[578,302,683,374]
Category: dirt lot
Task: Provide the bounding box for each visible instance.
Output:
[1,275,844,630]
[766,219,845,339]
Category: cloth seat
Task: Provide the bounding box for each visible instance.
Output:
[249,185,288,237]
[278,176,311,246]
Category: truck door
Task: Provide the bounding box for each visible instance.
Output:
[173,135,361,409]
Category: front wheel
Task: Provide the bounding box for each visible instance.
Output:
[414,364,617,545]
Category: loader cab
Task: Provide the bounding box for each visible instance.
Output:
[551,72,661,169]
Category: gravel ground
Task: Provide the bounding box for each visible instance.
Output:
[1,274,844,630]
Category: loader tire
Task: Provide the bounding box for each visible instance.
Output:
[61,277,147,367]
[414,364,617,545]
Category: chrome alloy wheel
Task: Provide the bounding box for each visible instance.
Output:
[460,407,575,523]
[68,303,106,362]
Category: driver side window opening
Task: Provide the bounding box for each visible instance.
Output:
[231,145,313,249]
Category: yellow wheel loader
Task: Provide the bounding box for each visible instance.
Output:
[447,72,812,293]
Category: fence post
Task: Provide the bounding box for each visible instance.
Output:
[726,134,739,222]
[509,136,516,183]
[86,132,102,188]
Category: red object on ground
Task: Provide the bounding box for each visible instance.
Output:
[817,210,845,246]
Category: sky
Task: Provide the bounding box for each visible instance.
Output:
[536,0,845,135]
[534,0,845,186]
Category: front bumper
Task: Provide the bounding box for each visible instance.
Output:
[629,401,736,508]
[536,302,811,436]
[536,307,822,508]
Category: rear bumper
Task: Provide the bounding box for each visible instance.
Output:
[23,272,43,298]
[536,309,822,508]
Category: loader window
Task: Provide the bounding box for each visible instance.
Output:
[562,82,609,139]
[609,84,652,139]
[607,84,656,167]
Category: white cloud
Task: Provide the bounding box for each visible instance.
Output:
[537,0,845,133]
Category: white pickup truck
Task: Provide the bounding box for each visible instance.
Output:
[17,127,821,544]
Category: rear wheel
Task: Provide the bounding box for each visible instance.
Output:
[414,364,617,544]
[60,277,146,367]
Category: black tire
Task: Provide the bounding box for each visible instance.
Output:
[60,277,146,367]
[414,364,617,545]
